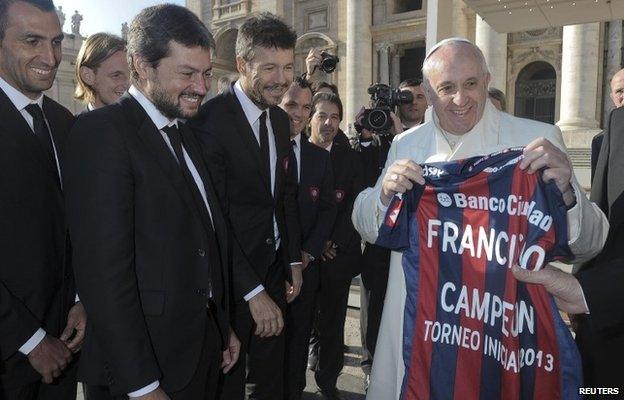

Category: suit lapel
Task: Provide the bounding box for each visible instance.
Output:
[0,89,60,186]
[225,86,272,195]
[272,107,288,200]
[123,96,200,222]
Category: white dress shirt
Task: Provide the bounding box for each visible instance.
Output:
[126,86,216,398]
[0,76,63,356]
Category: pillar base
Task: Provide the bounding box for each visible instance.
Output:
[559,126,602,148]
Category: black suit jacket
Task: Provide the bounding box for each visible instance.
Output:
[575,107,624,386]
[297,138,336,260]
[328,142,365,276]
[0,89,75,388]
[192,84,301,300]
[63,94,230,395]
[590,132,603,182]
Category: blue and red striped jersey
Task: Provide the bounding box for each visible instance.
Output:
[376,148,581,400]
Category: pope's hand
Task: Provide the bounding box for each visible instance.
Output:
[380,159,425,206]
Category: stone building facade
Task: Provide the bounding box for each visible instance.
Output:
[47,31,83,115]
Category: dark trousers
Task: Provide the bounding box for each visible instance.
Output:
[360,244,390,360]
[284,261,320,400]
[84,310,222,400]
[218,254,287,400]
[313,247,360,391]
[1,360,78,400]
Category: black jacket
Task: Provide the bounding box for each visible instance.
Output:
[297,138,336,260]
[63,94,230,395]
[191,84,302,300]
[0,89,75,388]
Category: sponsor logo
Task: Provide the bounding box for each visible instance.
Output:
[437,192,453,207]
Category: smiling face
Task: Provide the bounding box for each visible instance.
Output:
[423,44,490,135]
[237,45,294,109]
[136,40,212,119]
[310,100,341,148]
[84,50,129,108]
[279,83,313,138]
[0,1,63,99]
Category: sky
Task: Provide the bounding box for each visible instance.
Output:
[54,0,186,36]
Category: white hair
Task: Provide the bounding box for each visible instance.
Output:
[422,37,489,82]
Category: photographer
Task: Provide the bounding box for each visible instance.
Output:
[354,79,427,387]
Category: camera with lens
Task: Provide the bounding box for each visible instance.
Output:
[319,52,339,73]
[358,83,413,132]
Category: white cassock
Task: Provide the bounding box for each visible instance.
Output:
[352,100,609,400]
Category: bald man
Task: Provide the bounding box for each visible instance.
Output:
[591,68,624,179]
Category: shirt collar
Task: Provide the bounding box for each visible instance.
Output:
[292,132,302,148]
[129,85,178,130]
[234,80,268,126]
[0,75,44,111]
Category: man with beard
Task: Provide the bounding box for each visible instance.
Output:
[308,93,364,400]
[191,13,302,400]
[0,1,85,398]
[74,32,128,113]
[279,78,336,400]
[63,5,239,399]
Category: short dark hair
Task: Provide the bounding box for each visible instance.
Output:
[312,92,343,121]
[235,12,296,62]
[292,76,313,97]
[0,0,56,40]
[75,33,127,103]
[399,78,423,89]
[312,81,339,96]
[127,4,215,83]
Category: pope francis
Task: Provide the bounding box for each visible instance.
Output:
[352,38,609,400]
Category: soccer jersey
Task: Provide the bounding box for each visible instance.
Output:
[376,148,582,400]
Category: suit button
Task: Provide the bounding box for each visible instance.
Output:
[198,248,206,257]
[265,238,274,246]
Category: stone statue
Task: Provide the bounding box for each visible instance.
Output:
[71,10,83,36]
[121,22,128,41]
[56,6,65,30]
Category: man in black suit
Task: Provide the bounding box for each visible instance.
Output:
[191,13,302,400]
[514,109,624,387]
[63,5,239,400]
[0,1,85,398]
[591,68,624,179]
[279,78,337,400]
[307,93,364,400]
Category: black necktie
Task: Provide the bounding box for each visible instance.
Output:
[25,104,55,164]
[291,139,299,183]
[259,111,270,175]
[162,124,215,232]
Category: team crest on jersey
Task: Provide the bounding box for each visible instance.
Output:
[309,186,320,202]
[335,189,345,203]
[282,156,289,172]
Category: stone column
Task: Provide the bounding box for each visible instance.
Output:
[603,20,623,126]
[426,0,454,52]
[475,16,507,92]
[376,43,391,84]
[346,0,372,126]
[392,49,402,87]
[558,23,602,147]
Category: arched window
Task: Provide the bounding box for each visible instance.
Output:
[514,61,556,124]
